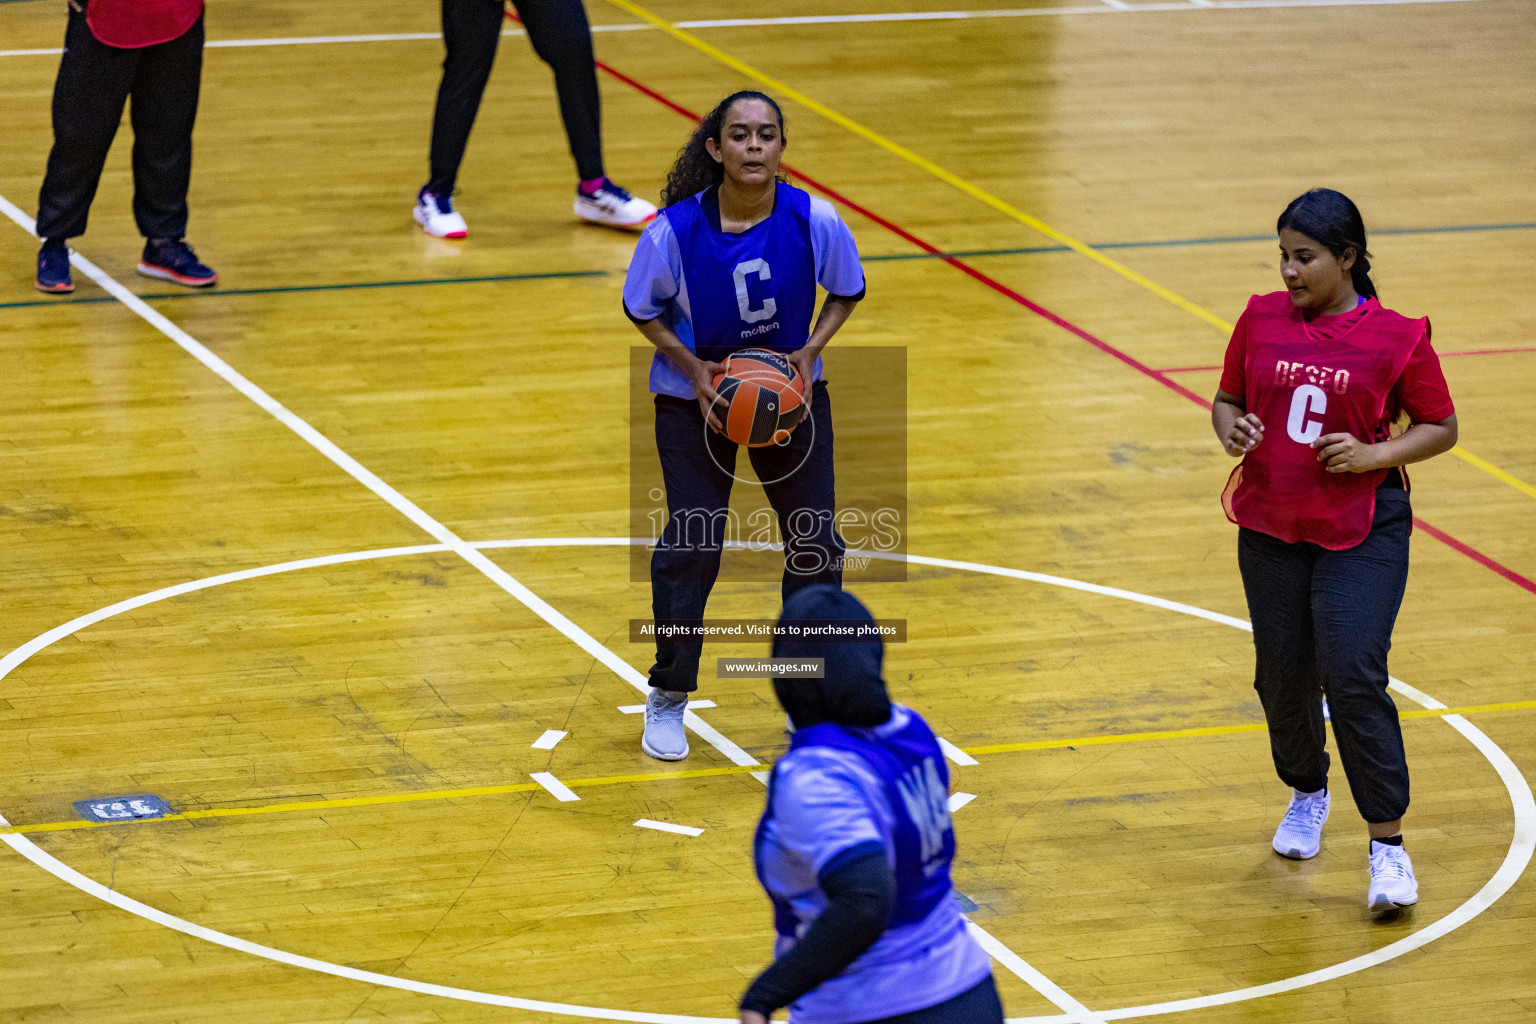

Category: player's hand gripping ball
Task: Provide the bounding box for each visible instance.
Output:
[710,348,808,447]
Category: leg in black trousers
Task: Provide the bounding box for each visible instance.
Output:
[750,381,844,606]
[36,10,204,243]
[511,0,604,181]
[427,0,505,196]
[1238,490,1413,823]
[1310,490,1412,823]
[648,394,739,694]
[128,14,204,239]
[427,0,605,195]
[1238,527,1330,795]
[36,9,139,242]
[647,383,841,693]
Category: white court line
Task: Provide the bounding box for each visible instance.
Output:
[532,729,568,750]
[206,31,446,46]
[969,922,1108,1024]
[635,819,706,837]
[620,700,717,713]
[0,193,758,776]
[0,538,1116,1022]
[938,737,980,766]
[0,66,1519,1003]
[948,792,977,813]
[664,0,1483,23]
[531,772,581,802]
[1093,712,1536,1020]
[0,539,1530,1022]
[0,0,1486,57]
[0,821,730,1024]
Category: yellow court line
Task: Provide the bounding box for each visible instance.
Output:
[0,765,765,837]
[602,0,1536,504]
[602,0,1246,335]
[1449,446,1536,500]
[1399,698,1536,720]
[966,722,1266,756]
[5,701,1531,837]
[969,698,1536,756]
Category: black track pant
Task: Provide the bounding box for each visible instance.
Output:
[649,382,844,693]
[35,8,204,242]
[862,975,1005,1024]
[427,0,603,194]
[1237,488,1413,824]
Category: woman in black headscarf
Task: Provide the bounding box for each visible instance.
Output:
[742,586,1002,1024]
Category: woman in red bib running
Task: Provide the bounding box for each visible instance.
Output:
[1212,189,1457,916]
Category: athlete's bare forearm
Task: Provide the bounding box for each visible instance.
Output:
[804,294,859,359]
[1312,415,1457,473]
[1213,388,1264,457]
[1372,415,1458,467]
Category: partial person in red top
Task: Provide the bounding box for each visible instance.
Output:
[33,0,217,294]
[1210,189,1458,917]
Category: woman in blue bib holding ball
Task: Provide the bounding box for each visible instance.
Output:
[623,92,867,762]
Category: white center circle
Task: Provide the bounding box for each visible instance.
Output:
[0,539,1529,1024]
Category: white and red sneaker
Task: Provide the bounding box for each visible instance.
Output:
[575,178,657,231]
[414,187,468,239]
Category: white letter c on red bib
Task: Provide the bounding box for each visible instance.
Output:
[1286,384,1327,445]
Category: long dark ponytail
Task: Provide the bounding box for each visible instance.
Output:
[660,90,787,208]
[1277,188,1377,300]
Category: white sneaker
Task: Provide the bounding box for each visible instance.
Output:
[1368,840,1418,913]
[414,188,468,239]
[1272,788,1329,860]
[641,688,689,761]
[574,178,657,231]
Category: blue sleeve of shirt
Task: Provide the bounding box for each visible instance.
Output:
[772,747,892,878]
[623,217,682,321]
[809,197,866,300]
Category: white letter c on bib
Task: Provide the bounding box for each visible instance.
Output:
[1286,384,1327,444]
[732,259,777,324]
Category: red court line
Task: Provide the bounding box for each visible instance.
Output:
[591,55,1536,596]
[1440,345,1536,358]
[1414,519,1536,594]
[593,61,1209,407]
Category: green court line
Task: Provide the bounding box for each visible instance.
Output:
[0,269,608,310]
[861,220,1536,263]
[7,221,1526,310]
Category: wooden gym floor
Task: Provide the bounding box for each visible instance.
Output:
[1,0,1533,1021]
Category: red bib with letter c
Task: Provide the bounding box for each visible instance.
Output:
[1219,291,1435,550]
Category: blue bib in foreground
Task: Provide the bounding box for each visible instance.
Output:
[758,713,956,934]
[751,706,990,1022]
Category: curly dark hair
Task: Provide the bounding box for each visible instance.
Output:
[660,90,787,208]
